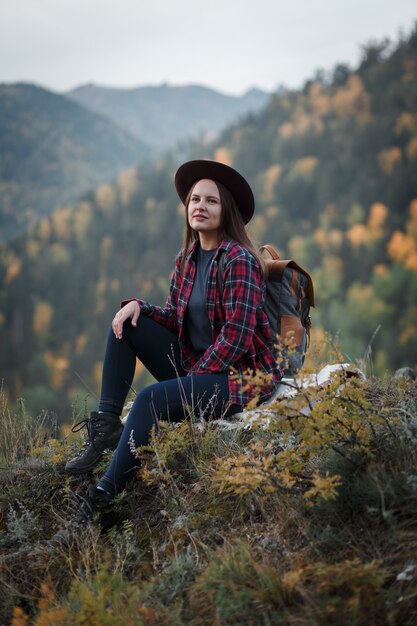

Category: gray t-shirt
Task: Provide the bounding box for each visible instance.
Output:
[185,246,216,358]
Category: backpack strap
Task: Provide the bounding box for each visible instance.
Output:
[260,244,280,261]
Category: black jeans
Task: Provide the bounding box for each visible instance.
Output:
[97,315,240,495]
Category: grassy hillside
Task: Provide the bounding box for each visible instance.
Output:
[0,368,416,625]
[66,83,271,152]
[0,83,149,241]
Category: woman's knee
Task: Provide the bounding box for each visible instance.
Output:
[125,384,160,425]
[135,384,155,406]
[117,316,160,351]
[136,382,168,413]
[132,381,179,424]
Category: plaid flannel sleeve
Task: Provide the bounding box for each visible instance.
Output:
[189,251,262,374]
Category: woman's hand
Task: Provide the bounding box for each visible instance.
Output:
[112,301,140,339]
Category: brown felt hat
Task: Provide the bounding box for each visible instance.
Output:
[175,160,255,224]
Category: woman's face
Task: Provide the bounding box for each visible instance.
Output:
[187,179,222,243]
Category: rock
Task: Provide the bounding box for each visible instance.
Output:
[394,367,416,381]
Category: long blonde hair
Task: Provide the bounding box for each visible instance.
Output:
[179,179,265,277]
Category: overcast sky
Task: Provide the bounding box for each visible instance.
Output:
[1,0,416,95]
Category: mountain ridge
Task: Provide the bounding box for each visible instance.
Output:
[0,81,273,241]
[66,82,272,151]
[0,82,149,241]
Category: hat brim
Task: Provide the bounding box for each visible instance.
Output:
[175,160,255,224]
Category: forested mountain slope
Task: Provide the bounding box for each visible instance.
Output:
[0,83,149,241]
[202,30,417,368]
[0,28,416,421]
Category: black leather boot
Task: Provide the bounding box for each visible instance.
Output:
[50,484,114,547]
[65,411,123,474]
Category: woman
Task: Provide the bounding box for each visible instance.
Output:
[56,160,282,539]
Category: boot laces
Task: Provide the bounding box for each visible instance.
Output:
[71,413,106,456]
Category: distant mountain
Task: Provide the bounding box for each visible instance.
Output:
[66,83,272,151]
[0,83,149,241]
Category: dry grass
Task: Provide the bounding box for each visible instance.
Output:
[0,385,57,466]
[1,375,417,625]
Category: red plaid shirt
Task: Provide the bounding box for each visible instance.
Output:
[124,239,282,406]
